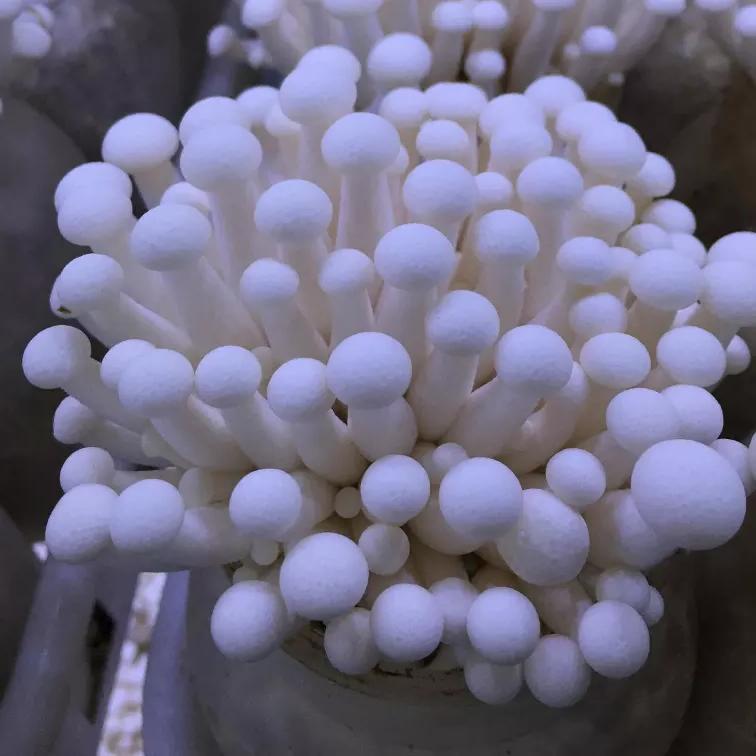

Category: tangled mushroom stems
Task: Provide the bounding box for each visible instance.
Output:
[25,67,756,707]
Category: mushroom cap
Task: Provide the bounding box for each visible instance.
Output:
[23,325,91,389]
[464,656,523,705]
[516,157,584,208]
[641,587,665,627]
[179,96,251,144]
[416,119,470,163]
[429,577,478,644]
[334,487,362,519]
[495,325,573,395]
[580,24,616,55]
[402,159,478,223]
[318,248,374,295]
[180,124,262,190]
[474,171,513,211]
[379,87,428,130]
[625,152,675,199]
[131,204,212,271]
[595,568,650,612]
[524,634,591,708]
[368,33,432,87]
[299,45,362,82]
[195,346,262,408]
[241,0,285,27]
[707,230,756,266]
[60,447,116,492]
[53,397,98,444]
[555,100,616,144]
[464,49,506,84]
[55,162,132,211]
[255,179,333,244]
[631,439,746,550]
[545,448,606,512]
[479,93,544,140]
[701,261,756,326]
[490,122,553,175]
[439,457,522,540]
[100,340,155,390]
[229,469,303,540]
[620,223,670,255]
[360,454,430,524]
[279,67,357,125]
[102,113,179,174]
[322,112,401,175]
[656,326,726,387]
[473,209,539,266]
[466,587,540,664]
[641,198,696,234]
[267,358,333,422]
[578,123,646,183]
[574,185,635,238]
[160,182,211,214]
[118,348,194,417]
[56,254,124,314]
[556,236,613,286]
[524,75,586,118]
[579,333,650,389]
[725,334,751,375]
[662,384,723,444]
[425,82,488,122]
[374,223,456,291]
[669,232,706,267]
[280,532,369,621]
[432,0,474,31]
[370,584,444,662]
[606,388,681,456]
[568,292,628,340]
[57,187,133,247]
[326,331,412,409]
[410,493,486,555]
[240,258,299,310]
[472,0,509,28]
[236,85,279,127]
[711,438,755,494]
[324,608,380,675]
[358,523,410,575]
[46,484,116,563]
[111,479,185,553]
[427,290,500,355]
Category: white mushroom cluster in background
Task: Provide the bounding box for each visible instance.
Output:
[24,64,756,707]
[209,0,687,99]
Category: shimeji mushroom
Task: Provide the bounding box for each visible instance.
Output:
[24,65,756,707]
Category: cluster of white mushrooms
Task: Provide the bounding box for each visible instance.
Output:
[23,58,756,707]
[209,0,689,98]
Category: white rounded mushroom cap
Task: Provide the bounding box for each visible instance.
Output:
[641,587,665,627]
[425,82,488,123]
[555,100,616,144]
[574,185,635,239]
[280,532,368,620]
[516,157,584,208]
[662,384,723,443]
[255,179,332,244]
[195,346,262,408]
[595,568,650,612]
[606,388,681,456]
[621,223,671,255]
[102,113,178,174]
[324,608,380,675]
[495,325,573,395]
[100,339,155,390]
[229,469,303,540]
[479,93,544,140]
[416,119,470,163]
[210,581,288,661]
[568,293,628,340]
[60,447,116,492]
[57,187,133,247]
[370,584,444,662]
[432,0,474,31]
[160,182,211,214]
[578,123,646,183]
[322,113,401,175]
[55,162,132,211]
[580,25,616,55]
[440,457,522,540]
[319,249,374,295]
[656,327,726,387]
[279,67,356,126]
[46,484,116,563]
[240,257,300,311]
[118,348,194,418]
[111,479,185,553]
[629,248,703,310]
[410,495,487,555]
[0,1,26,21]
[473,209,539,267]
[429,577,478,645]
[299,45,361,81]
[379,87,428,130]
[53,397,98,444]
[701,261,756,326]
[23,325,91,389]
[334,487,362,519]
[642,199,696,234]
[427,290,500,355]
[55,254,124,314]
[368,33,432,87]
[236,85,279,127]
[374,223,456,291]
[725,334,751,375]
[474,172,513,212]
[524,75,586,119]
[490,122,552,177]
[267,358,333,422]
[669,233,706,267]
[556,236,613,286]
[625,152,675,200]
[180,125,262,191]
[360,454,430,525]
[358,523,410,575]
[497,489,589,585]
[524,635,591,708]
[402,159,478,224]
[179,96,251,144]
[466,587,540,664]
[707,231,756,266]
[131,204,212,271]
[327,332,412,408]
[464,657,523,705]
[577,601,649,678]
[711,438,755,494]
[545,448,606,512]
[579,333,650,389]
[465,49,506,84]
[631,439,746,550]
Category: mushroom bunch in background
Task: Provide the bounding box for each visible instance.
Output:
[209,0,686,98]
[0,0,53,109]
[23,61,756,708]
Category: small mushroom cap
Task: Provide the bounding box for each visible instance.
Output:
[641,198,695,234]
[474,209,539,266]
[358,523,410,575]
[280,532,369,620]
[629,248,703,311]
[111,479,185,553]
[326,331,412,409]
[53,397,98,444]
[516,157,584,208]
[180,124,262,190]
[631,439,746,550]
[118,348,194,417]
[267,358,333,422]
[131,204,212,271]
[429,577,478,644]
[440,457,522,540]
[410,494,485,555]
[495,325,573,395]
[179,96,251,144]
[574,185,635,237]
[578,123,646,183]
[427,290,500,355]
[524,634,591,708]
[360,454,430,525]
[490,122,552,176]
[195,346,262,408]
[479,93,544,140]
[55,254,124,314]
[620,223,671,255]
[578,601,649,679]
[322,112,401,175]
[545,448,606,512]
[579,333,650,389]
[55,162,132,211]
[595,568,650,612]
[473,0,509,28]
[60,447,116,492]
[466,587,540,664]
[707,231,756,266]
[669,232,706,267]
[318,248,374,295]
[464,49,506,84]
[0,0,24,20]
[555,101,616,143]
[524,75,586,119]
[279,67,356,125]
[324,608,380,675]
[656,326,726,387]
[210,580,288,661]
[241,0,285,26]
[432,0,474,31]
[298,45,361,82]
[725,334,751,375]
[374,223,456,291]
[403,159,478,223]
[474,171,513,211]
[334,487,362,519]
[641,587,665,627]
[229,469,303,540]
[57,187,133,247]
[625,151,675,199]
[378,87,428,130]
[711,439,755,493]
[240,258,300,310]
[102,113,178,174]
[701,261,756,326]
[416,119,470,163]
[464,656,523,705]
[425,82,488,122]
[580,24,615,55]
[160,182,211,214]
[255,179,333,244]
[662,384,723,443]
[568,292,628,340]
[100,340,155,390]
[606,388,681,456]
[556,236,613,286]
[368,33,432,87]
[23,325,91,389]
[370,583,444,662]
[236,85,279,127]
